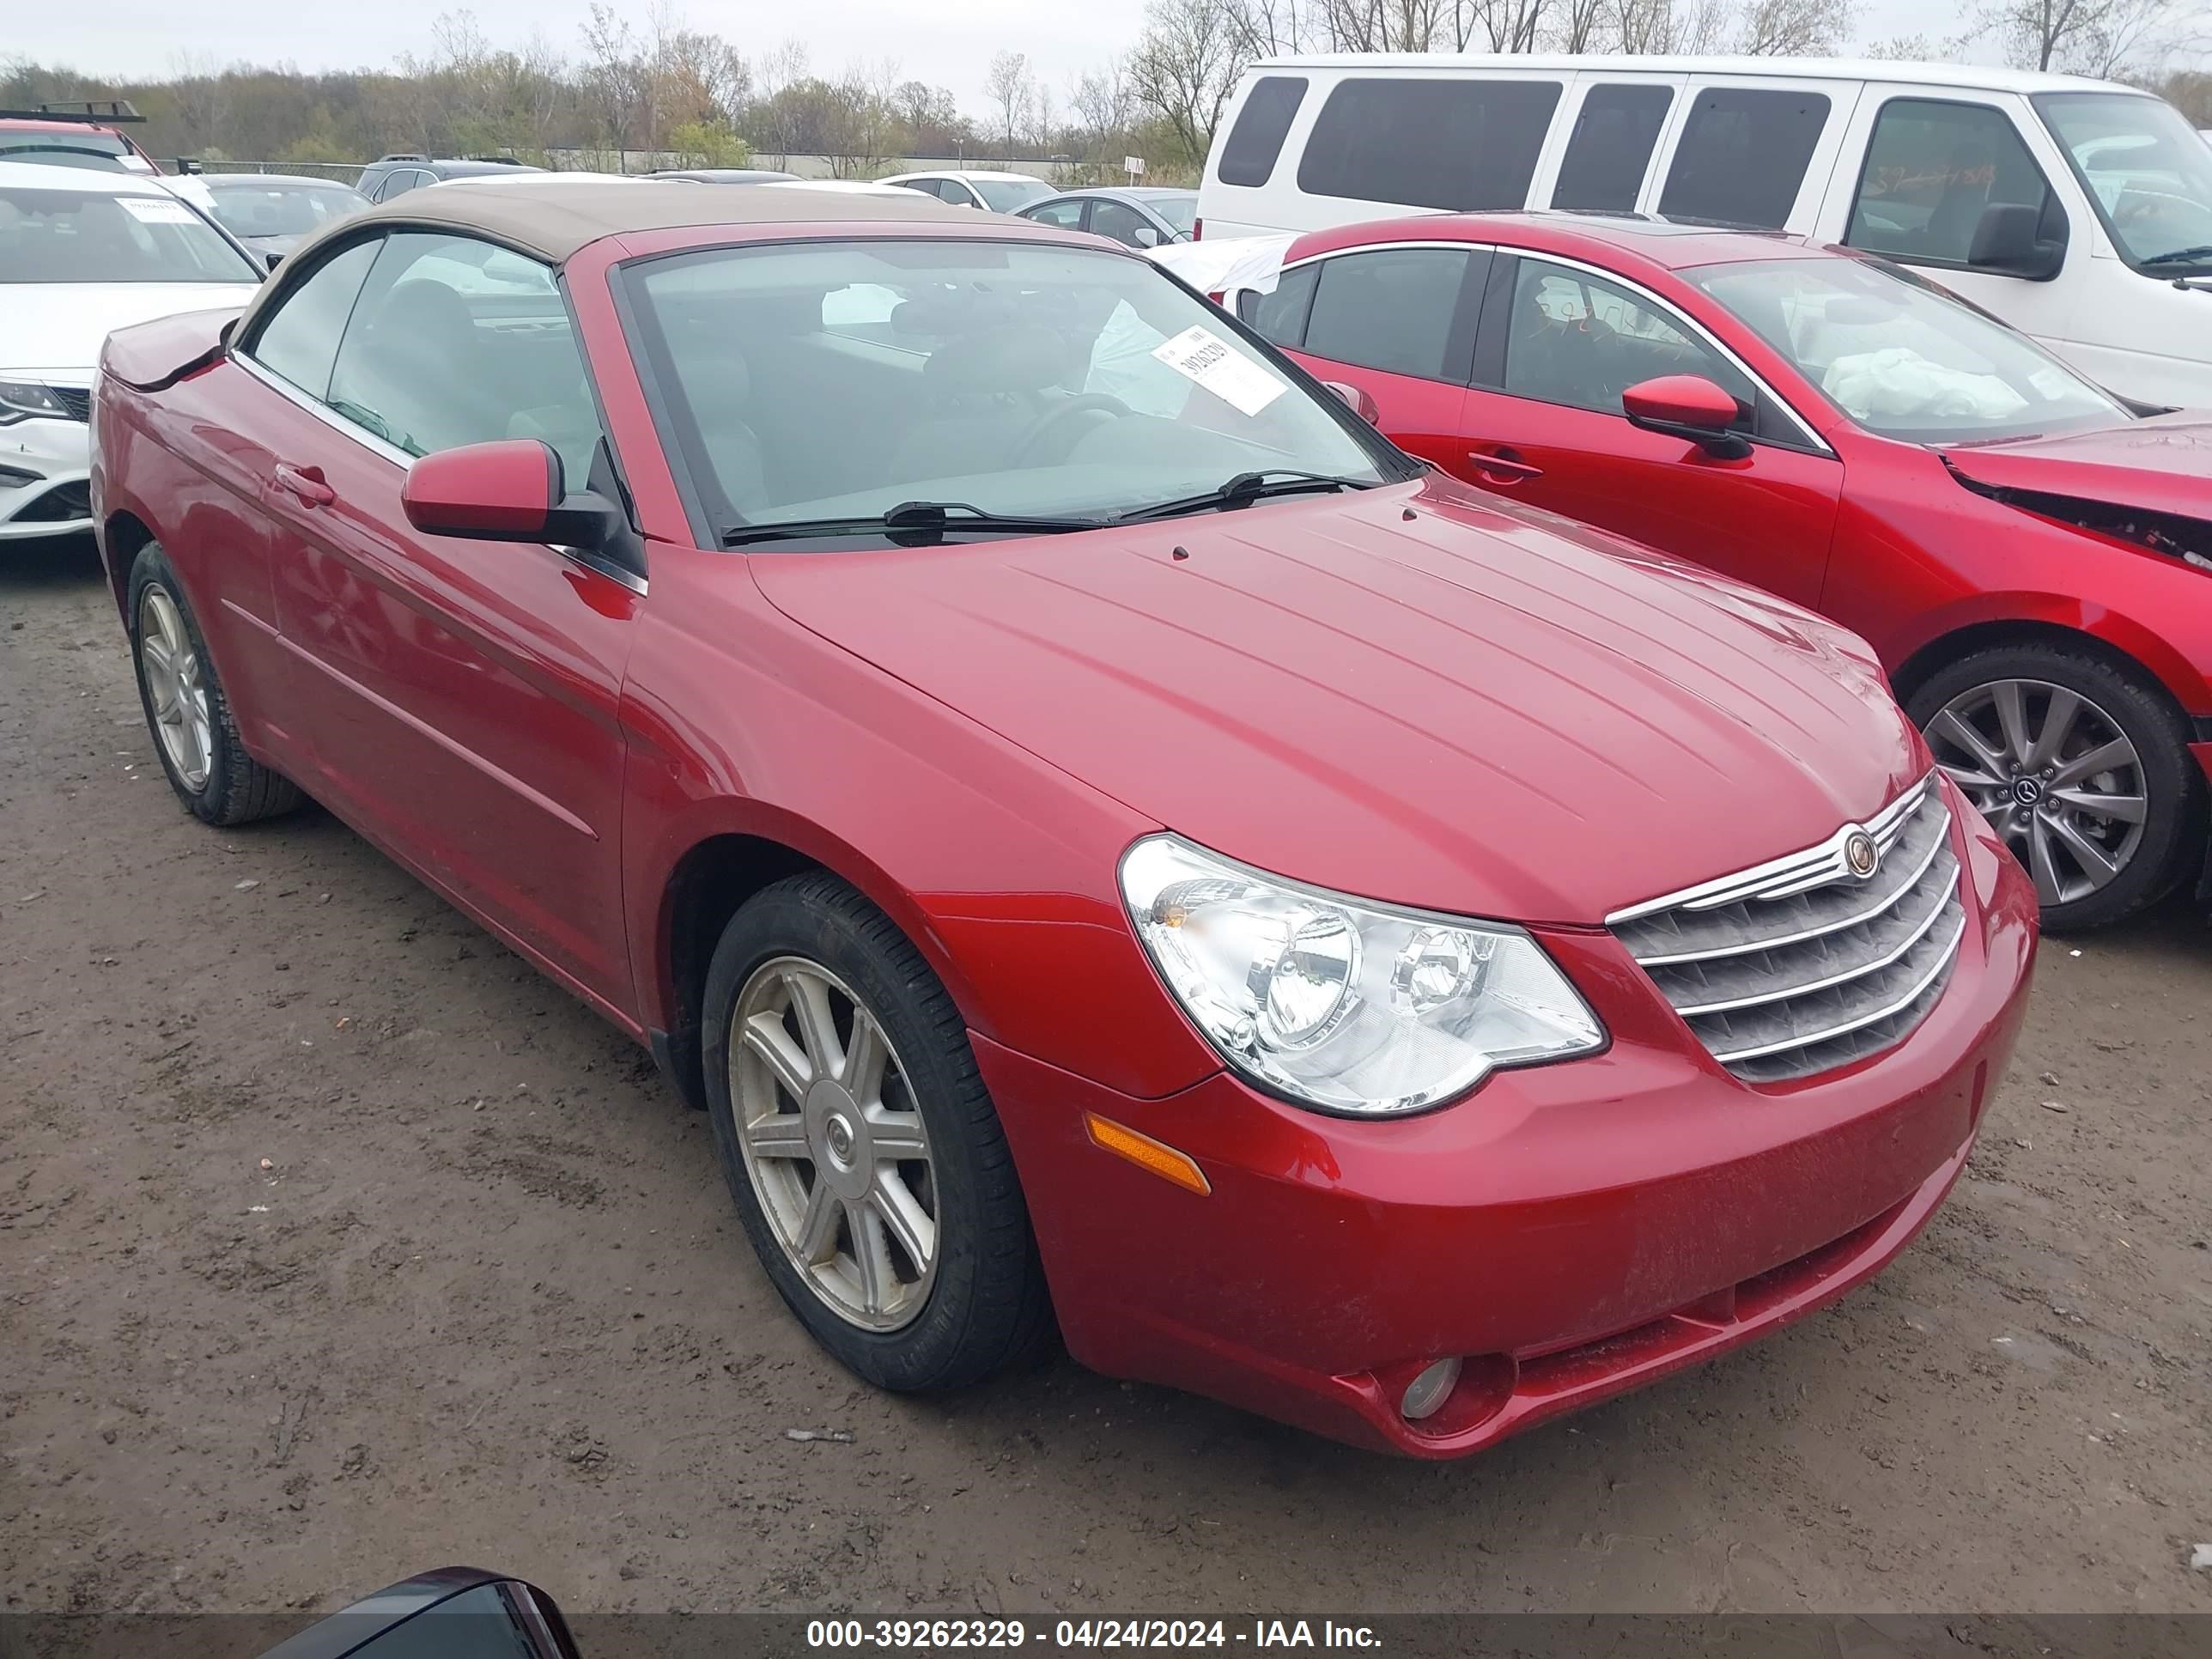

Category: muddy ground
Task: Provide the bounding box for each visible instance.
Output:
[3,535,2209,1619]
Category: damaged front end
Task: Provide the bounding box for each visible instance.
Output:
[1945,459,2212,573]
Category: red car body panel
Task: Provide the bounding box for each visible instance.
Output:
[1272,214,2212,734]
[91,208,2039,1455]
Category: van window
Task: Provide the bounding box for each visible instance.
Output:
[1847,100,2057,267]
[1218,76,1309,188]
[1298,78,1563,212]
[1658,88,1831,228]
[1553,85,1674,212]
[1299,247,1480,382]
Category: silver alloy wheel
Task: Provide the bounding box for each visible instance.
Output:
[137,586,213,792]
[1926,678,2148,907]
[729,955,938,1332]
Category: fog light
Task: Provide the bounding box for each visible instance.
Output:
[1400,1357,1462,1422]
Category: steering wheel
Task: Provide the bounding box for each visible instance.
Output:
[1012,393,1131,466]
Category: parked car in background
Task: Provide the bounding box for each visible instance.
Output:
[204,173,368,259]
[355,154,541,203]
[1019,186,1196,247]
[880,168,1054,211]
[93,178,2034,1456]
[250,1568,578,1659]
[1200,57,2212,408]
[1,160,264,544]
[0,100,162,174]
[651,167,799,184]
[1237,210,2212,927]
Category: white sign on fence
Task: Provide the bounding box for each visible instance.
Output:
[1123,155,1146,178]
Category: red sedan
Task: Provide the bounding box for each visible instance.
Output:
[91,181,2033,1456]
[1237,212,2212,932]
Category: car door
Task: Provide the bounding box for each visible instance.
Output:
[234,228,641,1018]
[1243,244,1488,473]
[1091,198,1165,251]
[1457,252,1844,611]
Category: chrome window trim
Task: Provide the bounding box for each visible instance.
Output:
[230,349,648,596]
[1277,239,1832,455]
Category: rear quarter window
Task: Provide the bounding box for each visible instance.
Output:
[1658,88,1832,228]
[1218,76,1309,188]
[1298,78,1563,212]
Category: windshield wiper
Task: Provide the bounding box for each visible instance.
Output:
[1114,470,1377,526]
[2140,245,2212,270]
[722,499,1101,547]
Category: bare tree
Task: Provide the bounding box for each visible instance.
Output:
[1129,0,1250,163]
[1736,0,1858,53]
[985,51,1034,161]
[1465,0,1553,50]
[1610,0,1733,52]
[1549,0,1611,49]
[1975,0,2191,71]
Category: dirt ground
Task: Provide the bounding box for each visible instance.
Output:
[4,534,2209,1620]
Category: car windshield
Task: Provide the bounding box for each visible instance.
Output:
[0,185,263,284]
[971,177,1052,212]
[1686,256,2125,444]
[627,237,1403,541]
[207,180,365,237]
[1152,194,1197,234]
[2035,92,2212,270]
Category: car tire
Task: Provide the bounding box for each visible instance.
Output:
[701,872,1051,1391]
[127,542,303,826]
[1908,643,2203,932]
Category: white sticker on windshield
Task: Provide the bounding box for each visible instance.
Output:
[118,194,196,224]
[1150,325,1287,417]
[2027,368,2075,400]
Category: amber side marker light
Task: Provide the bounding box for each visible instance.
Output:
[1085,1112,1212,1196]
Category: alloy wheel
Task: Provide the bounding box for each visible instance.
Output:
[728,955,938,1331]
[137,586,213,791]
[1926,678,2148,907]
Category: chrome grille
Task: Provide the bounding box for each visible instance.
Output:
[1608,775,1963,1084]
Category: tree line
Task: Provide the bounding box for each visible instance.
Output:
[3,0,2205,182]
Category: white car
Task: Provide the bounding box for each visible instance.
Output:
[0,161,264,543]
[877,169,1054,213]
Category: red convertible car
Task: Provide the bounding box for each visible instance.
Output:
[92,181,2033,1455]
[1238,212,2212,932]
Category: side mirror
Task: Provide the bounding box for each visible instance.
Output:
[263,248,285,272]
[401,439,626,553]
[1622,374,1751,460]
[1132,223,1162,248]
[1322,380,1381,425]
[1967,202,2065,281]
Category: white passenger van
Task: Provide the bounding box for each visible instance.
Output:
[1198,57,2212,406]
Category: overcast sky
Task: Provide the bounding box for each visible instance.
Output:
[15,0,1993,117]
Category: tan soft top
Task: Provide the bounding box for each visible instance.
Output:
[339,178,978,263]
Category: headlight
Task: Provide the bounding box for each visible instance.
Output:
[1119,836,1605,1115]
[0,379,71,424]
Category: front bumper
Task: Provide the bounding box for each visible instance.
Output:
[979,787,2038,1457]
[0,413,92,540]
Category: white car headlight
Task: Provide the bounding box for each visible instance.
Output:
[0,379,71,424]
[1119,836,1605,1115]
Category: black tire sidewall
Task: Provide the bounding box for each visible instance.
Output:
[127,543,234,824]
[1908,645,2203,931]
[701,875,1040,1391]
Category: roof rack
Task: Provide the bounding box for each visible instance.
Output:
[375,152,429,162]
[464,155,529,165]
[0,99,147,125]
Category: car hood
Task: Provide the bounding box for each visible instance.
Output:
[0,283,262,379]
[750,480,1924,926]
[1942,411,2212,523]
